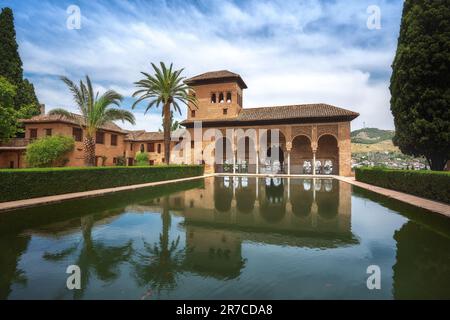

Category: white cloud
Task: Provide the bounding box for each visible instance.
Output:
[15,0,402,131]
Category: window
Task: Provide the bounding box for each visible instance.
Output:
[226,92,232,103]
[111,134,118,146]
[191,110,195,117]
[157,144,162,154]
[219,92,224,103]
[237,93,242,106]
[140,144,144,152]
[73,127,82,142]
[211,93,216,104]
[223,108,228,115]
[191,141,195,148]
[96,131,105,144]
[113,157,117,164]
[45,128,52,136]
[130,144,133,151]
[149,160,155,166]
[147,143,155,152]
[29,128,37,139]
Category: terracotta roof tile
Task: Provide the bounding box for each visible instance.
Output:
[238,103,359,121]
[181,103,359,125]
[185,70,248,88]
[125,130,164,141]
[20,113,126,133]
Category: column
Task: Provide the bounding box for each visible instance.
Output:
[312,151,316,176]
[287,151,291,175]
[256,151,259,174]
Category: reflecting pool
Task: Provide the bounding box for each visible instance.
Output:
[0,177,449,299]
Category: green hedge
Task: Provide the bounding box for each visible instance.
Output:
[0,165,204,202]
[355,167,450,204]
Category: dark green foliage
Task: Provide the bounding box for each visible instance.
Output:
[351,128,395,144]
[0,8,21,85]
[25,135,75,168]
[0,7,39,112]
[355,167,450,203]
[389,0,450,170]
[115,156,126,166]
[0,165,204,202]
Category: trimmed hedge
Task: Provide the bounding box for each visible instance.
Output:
[355,167,450,204]
[0,165,204,202]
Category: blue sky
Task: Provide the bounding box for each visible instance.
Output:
[1,0,404,131]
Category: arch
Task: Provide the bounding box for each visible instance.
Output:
[236,182,255,213]
[236,135,257,173]
[219,92,224,103]
[211,93,216,104]
[214,137,233,173]
[226,92,232,103]
[259,129,287,173]
[290,135,313,174]
[316,134,339,175]
[290,179,314,217]
[316,179,339,219]
[214,177,233,212]
[259,178,286,223]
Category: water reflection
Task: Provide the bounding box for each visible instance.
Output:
[1,177,450,299]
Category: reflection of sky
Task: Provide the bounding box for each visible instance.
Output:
[2,0,404,130]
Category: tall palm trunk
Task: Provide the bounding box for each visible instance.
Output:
[84,135,96,166]
[163,102,171,165]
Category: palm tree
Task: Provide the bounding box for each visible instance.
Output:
[50,76,136,166]
[132,62,197,165]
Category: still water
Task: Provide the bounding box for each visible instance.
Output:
[0,177,449,299]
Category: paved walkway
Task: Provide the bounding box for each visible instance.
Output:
[1,173,448,218]
[335,176,450,218]
[0,174,214,213]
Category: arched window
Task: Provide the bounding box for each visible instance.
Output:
[140,144,144,152]
[211,93,216,103]
[226,92,232,103]
[219,92,224,103]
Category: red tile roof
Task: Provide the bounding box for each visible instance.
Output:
[125,130,164,141]
[185,70,248,89]
[20,113,126,133]
[181,103,359,126]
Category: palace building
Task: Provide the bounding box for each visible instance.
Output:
[0,70,359,176]
[181,70,359,176]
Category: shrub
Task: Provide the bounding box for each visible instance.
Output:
[135,151,149,166]
[355,167,450,204]
[115,156,126,166]
[0,165,204,202]
[25,135,75,167]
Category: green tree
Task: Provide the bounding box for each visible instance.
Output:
[0,7,39,112]
[25,135,75,167]
[0,76,35,141]
[135,151,149,166]
[132,62,197,165]
[50,76,136,166]
[390,0,450,170]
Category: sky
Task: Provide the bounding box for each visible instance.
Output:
[1,0,404,131]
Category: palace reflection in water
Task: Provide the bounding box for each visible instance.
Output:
[1,177,450,299]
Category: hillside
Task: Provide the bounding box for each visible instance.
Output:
[351,128,394,144]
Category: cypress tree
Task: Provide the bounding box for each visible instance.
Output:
[390,0,450,171]
[0,7,39,112]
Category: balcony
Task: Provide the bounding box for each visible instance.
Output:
[0,138,31,149]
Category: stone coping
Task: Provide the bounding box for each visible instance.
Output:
[0,173,448,218]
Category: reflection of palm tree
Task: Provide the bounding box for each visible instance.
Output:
[132,196,184,297]
[43,214,133,299]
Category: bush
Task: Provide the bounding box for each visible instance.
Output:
[135,151,149,166]
[355,167,450,204]
[115,156,126,166]
[25,135,75,167]
[0,165,204,202]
